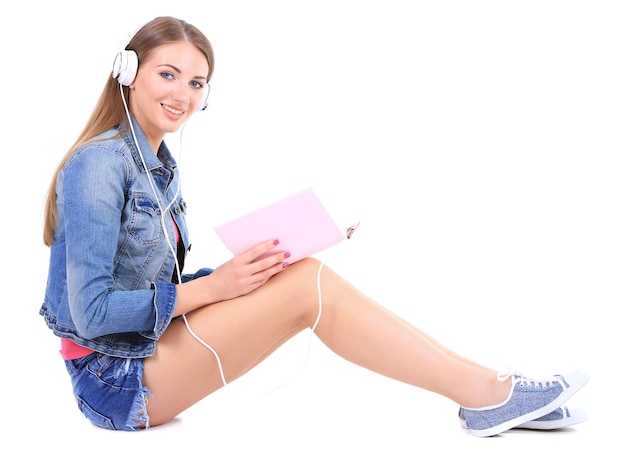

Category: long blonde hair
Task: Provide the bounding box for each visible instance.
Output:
[43,16,215,247]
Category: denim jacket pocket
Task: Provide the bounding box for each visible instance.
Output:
[129,196,163,245]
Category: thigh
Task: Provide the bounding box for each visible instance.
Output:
[143,257,325,426]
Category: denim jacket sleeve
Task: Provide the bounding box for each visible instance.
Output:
[60,143,177,340]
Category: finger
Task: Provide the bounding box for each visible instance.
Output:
[245,238,281,262]
[245,256,289,289]
[258,238,281,254]
[249,249,290,275]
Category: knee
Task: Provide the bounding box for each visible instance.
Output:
[286,257,329,287]
[290,256,323,273]
[287,256,341,302]
[279,257,339,320]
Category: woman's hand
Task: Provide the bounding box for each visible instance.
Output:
[175,239,290,315]
[210,239,290,301]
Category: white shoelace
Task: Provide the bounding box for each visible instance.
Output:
[497,371,566,389]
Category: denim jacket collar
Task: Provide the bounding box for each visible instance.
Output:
[119,115,178,174]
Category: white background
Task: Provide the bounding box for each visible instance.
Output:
[2,0,623,448]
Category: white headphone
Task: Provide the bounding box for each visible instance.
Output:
[112,48,211,112]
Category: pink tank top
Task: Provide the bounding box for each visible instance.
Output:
[60,338,94,359]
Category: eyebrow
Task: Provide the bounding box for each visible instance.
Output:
[156,63,207,82]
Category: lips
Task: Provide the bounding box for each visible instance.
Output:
[162,104,184,115]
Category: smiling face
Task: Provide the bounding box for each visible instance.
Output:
[128,41,209,151]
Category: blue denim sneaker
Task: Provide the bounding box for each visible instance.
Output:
[516,405,588,430]
[458,369,589,437]
[459,405,588,430]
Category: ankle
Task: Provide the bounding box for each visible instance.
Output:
[462,371,512,409]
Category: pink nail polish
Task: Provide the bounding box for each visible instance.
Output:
[282,262,289,268]
[273,239,279,245]
[284,252,291,259]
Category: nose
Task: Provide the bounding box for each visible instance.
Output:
[172,82,190,106]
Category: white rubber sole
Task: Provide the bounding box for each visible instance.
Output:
[461,405,588,431]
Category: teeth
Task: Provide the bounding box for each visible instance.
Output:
[163,105,183,115]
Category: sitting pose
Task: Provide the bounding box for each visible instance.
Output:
[40,16,589,436]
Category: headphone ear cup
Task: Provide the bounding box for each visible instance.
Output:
[112,50,138,86]
[196,83,211,112]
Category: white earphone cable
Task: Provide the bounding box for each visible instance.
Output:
[118,78,358,394]
[119,84,228,387]
[262,224,358,395]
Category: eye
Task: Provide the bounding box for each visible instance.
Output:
[160,71,175,80]
[190,80,203,89]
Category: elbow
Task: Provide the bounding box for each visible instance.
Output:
[74,316,105,340]
[71,300,110,340]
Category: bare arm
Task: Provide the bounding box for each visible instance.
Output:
[174,239,289,316]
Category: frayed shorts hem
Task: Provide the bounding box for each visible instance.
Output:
[65,353,152,431]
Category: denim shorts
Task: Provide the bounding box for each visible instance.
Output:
[64,352,151,431]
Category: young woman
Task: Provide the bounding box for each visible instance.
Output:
[40,16,589,436]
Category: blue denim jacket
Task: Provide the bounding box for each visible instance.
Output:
[40,117,212,358]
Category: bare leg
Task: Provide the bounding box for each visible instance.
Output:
[143,258,509,426]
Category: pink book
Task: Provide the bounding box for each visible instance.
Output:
[214,188,348,264]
